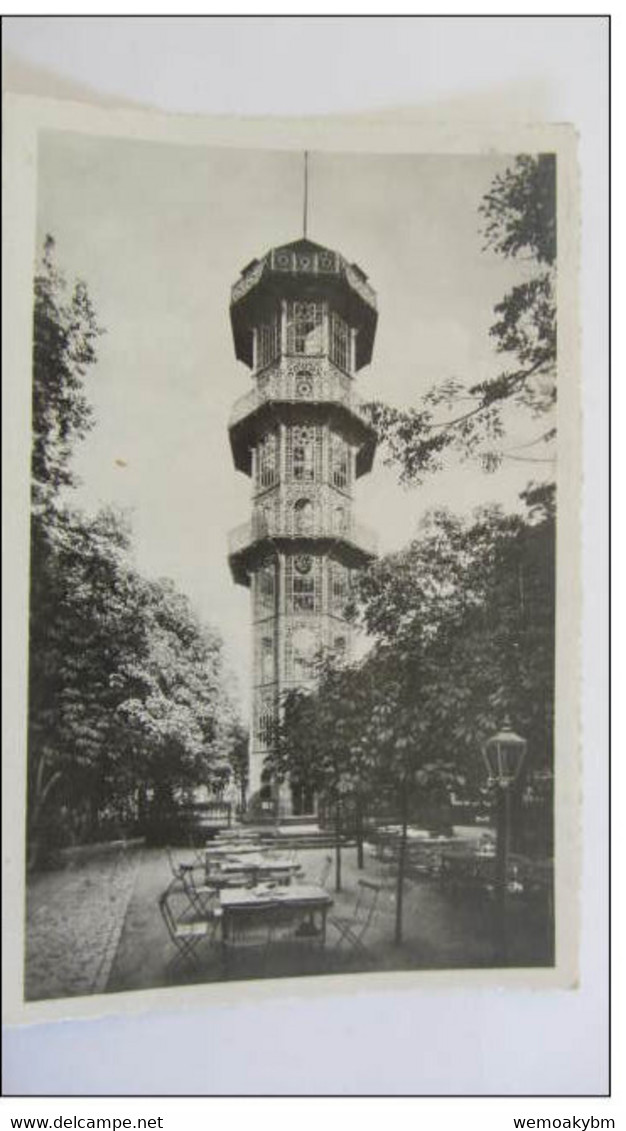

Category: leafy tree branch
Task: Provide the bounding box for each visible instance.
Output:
[364,154,557,484]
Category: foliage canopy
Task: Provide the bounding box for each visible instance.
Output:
[365,154,557,483]
[28,240,243,862]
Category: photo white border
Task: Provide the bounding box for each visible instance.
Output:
[1,13,608,1097]
[3,94,580,1012]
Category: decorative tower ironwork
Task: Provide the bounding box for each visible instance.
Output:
[227,237,378,815]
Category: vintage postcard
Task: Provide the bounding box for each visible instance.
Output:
[3,96,580,1025]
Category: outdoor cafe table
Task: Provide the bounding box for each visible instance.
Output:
[206,842,266,857]
[373,830,477,865]
[211,832,262,841]
[219,884,333,946]
[207,852,302,885]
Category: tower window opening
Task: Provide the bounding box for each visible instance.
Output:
[292,425,316,482]
[294,498,314,534]
[330,561,349,613]
[259,765,273,803]
[260,636,274,683]
[291,555,316,611]
[331,434,350,490]
[293,574,315,612]
[257,318,280,369]
[257,562,275,613]
[256,504,273,537]
[257,431,278,489]
[333,505,347,535]
[330,312,350,372]
[287,301,325,356]
[258,702,275,748]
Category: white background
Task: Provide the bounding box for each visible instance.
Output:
[1,11,610,1109]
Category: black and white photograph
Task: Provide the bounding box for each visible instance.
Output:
[4,107,580,1021]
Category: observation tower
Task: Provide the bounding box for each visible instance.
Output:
[227,225,378,816]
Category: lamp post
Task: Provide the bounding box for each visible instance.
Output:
[481,718,527,964]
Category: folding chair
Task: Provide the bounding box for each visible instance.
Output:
[317,854,332,889]
[165,845,196,882]
[180,869,224,919]
[166,845,213,908]
[158,882,221,972]
[299,854,331,932]
[329,880,381,961]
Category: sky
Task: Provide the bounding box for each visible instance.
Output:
[36,132,555,718]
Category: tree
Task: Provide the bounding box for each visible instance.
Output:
[114,576,235,811]
[28,497,240,861]
[27,240,244,863]
[349,491,555,940]
[228,724,250,811]
[479,154,556,264]
[270,657,374,891]
[32,235,103,506]
[352,491,555,778]
[267,491,553,943]
[27,504,145,857]
[365,154,556,484]
[28,239,114,860]
[352,159,558,938]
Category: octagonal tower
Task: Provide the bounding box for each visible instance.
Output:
[227,237,378,816]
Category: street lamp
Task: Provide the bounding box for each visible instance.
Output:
[482,717,527,964]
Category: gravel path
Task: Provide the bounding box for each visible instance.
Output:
[25,846,140,1001]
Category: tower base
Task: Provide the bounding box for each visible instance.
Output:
[246,751,315,820]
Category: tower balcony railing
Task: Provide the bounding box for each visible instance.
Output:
[229,358,373,431]
[228,512,378,559]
